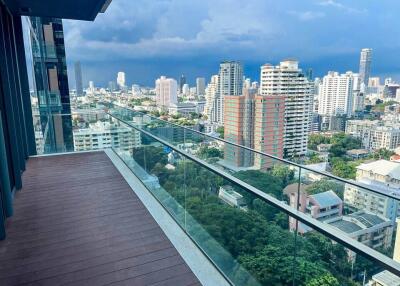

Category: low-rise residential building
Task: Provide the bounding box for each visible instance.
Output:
[356,160,400,187]
[168,102,204,116]
[345,148,370,159]
[346,120,400,150]
[73,121,141,151]
[344,178,400,222]
[367,270,400,286]
[284,184,343,233]
[218,186,248,211]
[326,211,393,261]
[317,143,332,152]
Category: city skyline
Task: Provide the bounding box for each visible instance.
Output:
[62,0,400,87]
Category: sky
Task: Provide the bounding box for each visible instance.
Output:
[63,0,400,88]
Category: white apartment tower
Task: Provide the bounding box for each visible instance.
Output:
[204,75,219,120]
[317,71,355,117]
[117,72,126,89]
[260,60,313,158]
[155,76,178,108]
[213,61,243,124]
[359,48,372,87]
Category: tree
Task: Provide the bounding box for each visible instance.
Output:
[373,148,395,160]
[216,126,224,138]
[197,146,223,159]
[234,170,285,200]
[330,158,356,179]
[271,165,295,187]
[306,179,345,199]
[308,134,330,150]
[306,273,340,286]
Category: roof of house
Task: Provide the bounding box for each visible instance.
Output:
[283,183,309,195]
[372,270,400,286]
[309,190,342,208]
[357,160,400,180]
[328,210,389,234]
[329,220,362,233]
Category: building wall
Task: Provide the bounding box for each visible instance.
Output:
[344,184,398,222]
[29,17,73,153]
[155,76,177,108]
[260,60,313,158]
[253,95,285,169]
[317,71,355,117]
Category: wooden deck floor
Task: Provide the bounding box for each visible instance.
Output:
[0,151,200,286]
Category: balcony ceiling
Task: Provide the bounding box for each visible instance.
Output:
[4,0,112,21]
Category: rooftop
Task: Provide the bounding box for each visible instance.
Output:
[309,190,342,209]
[371,270,400,286]
[357,160,400,180]
[328,211,389,234]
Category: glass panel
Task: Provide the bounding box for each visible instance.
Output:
[113,123,302,285]
[293,222,400,286]
[300,167,398,262]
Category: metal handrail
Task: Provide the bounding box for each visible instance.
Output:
[106,110,400,278]
[106,102,400,201]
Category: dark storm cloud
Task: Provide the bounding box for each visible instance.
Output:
[63,0,400,87]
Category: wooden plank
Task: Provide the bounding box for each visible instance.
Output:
[0,152,200,285]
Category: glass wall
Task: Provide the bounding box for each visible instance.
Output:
[106,107,400,286]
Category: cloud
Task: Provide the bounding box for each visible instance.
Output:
[287,10,325,21]
[318,0,367,14]
[61,0,400,86]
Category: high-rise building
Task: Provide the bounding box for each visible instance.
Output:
[155,76,178,107]
[88,81,95,93]
[317,71,356,117]
[196,77,206,96]
[204,75,219,120]
[369,77,381,88]
[179,74,186,94]
[244,78,251,89]
[29,17,73,152]
[253,95,286,169]
[182,84,190,95]
[117,71,126,89]
[213,61,243,124]
[108,81,116,92]
[223,89,285,170]
[224,90,256,168]
[74,61,83,96]
[260,60,313,158]
[359,48,372,87]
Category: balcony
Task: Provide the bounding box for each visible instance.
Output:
[0,151,202,285]
[2,103,400,285]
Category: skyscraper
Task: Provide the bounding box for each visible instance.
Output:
[74,61,83,96]
[196,77,206,96]
[224,89,285,170]
[253,95,286,169]
[89,81,95,93]
[260,60,313,158]
[204,75,219,121]
[179,74,186,94]
[29,17,73,152]
[359,48,372,87]
[317,71,356,117]
[108,81,116,92]
[155,76,178,108]
[214,61,243,124]
[117,72,126,89]
[224,89,256,168]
